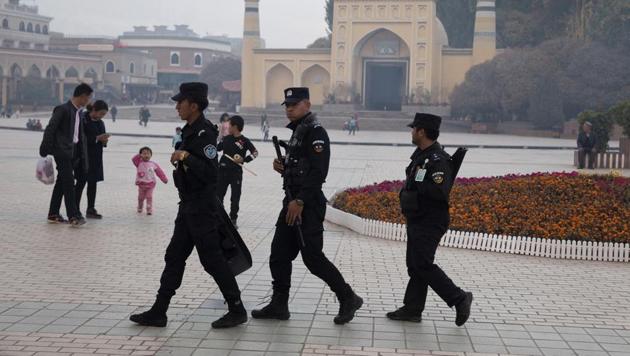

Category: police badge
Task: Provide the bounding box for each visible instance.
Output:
[204,144,217,159]
[432,171,445,184]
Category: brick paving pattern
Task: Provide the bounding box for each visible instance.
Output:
[1,127,629,356]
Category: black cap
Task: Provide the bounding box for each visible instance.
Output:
[171,82,208,102]
[407,113,442,131]
[282,87,310,105]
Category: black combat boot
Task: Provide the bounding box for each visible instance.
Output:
[386,305,422,322]
[129,295,170,327]
[334,289,363,325]
[455,291,473,326]
[251,292,290,320]
[212,299,248,329]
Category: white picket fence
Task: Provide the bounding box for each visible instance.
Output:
[326,205,630,263]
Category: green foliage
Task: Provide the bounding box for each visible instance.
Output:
[307,36,331,49]
[199,57,241,97]
[436,0,476,48]
[577,110,614,152]
[609,100,630,137]
[450,39,630,124]
[528,75,565,129]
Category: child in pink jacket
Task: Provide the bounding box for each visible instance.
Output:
[132,146,168,215]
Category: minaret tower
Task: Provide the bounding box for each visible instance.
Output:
[472,0,497,65]
[241,0,262,108]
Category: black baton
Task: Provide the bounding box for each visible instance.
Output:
[273,136,306,248]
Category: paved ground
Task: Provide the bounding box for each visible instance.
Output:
[1,126,629,356]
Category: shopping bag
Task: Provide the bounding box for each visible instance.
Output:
[36,156,55,185]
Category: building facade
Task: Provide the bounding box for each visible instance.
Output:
[49,35,159,102]
[118,25,233,92]
[241,0,497,111]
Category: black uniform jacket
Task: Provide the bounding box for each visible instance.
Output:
[174,115,220,213]
[400,142,453,222]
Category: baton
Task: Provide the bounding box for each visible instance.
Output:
[272,136,306,248]
[224,154,258,176]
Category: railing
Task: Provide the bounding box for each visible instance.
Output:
[326,205,630,263]
[573,150,627,169]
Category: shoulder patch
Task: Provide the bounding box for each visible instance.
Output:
[312,140,325,153]
[203,144,217,159]
[432,171,445,184]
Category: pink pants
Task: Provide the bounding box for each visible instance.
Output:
[137,184,155,213]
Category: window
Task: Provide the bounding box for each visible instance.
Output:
[129,62,135,74]
[170,52,180,66]
[27,23,33,32]
[35,24,40,33]
[19,22,24,31]
[105,61,115,73]
[42,25,48,34]
[194,53,203,67]
[151,65,154,76]
[2,19,8,29]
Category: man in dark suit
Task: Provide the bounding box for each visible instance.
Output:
[577,121,597,169]
[40,83,93,227]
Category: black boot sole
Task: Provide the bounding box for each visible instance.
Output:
[250,310,290,320]
[386,313,422,323]
[129,314,167,327]
[211,313,248,329]
[334,296,363,325]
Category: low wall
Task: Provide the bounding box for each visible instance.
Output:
[326,204,630,263]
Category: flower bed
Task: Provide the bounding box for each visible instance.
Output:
[332,172,630,243]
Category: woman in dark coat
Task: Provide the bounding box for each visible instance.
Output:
[75,100,110,219]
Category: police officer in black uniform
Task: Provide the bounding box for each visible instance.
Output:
[217,115,258,228]
[387,113,473,326]
[251,87,363,325]
[130,83,247,329]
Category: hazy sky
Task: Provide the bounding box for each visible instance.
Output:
[33,0,328,48]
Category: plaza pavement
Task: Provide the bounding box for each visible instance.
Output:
[0,123,629,356]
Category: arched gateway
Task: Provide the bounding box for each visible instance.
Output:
[240,0,497,111]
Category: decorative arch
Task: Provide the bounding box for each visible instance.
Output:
[35,24,41,33]
[265,63,294,106]
[26,23,33,32]
[84,68,98,82]
[19,21,25,31]
[2,19,8,29]
[129,62,135,74]
[352,28,411,111]
[352,27,412,57]
[27,64,42,78]
[65,67,79,78]
[46,66,60,79]
[42,25,48,34]
[105,61,115,73]
[170,52,180,66]
[10,63,23,78]
[301,64,330,106]
[194,53,203,67]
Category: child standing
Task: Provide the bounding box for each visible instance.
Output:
[132,147,168,215]
[217,115,258,228]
